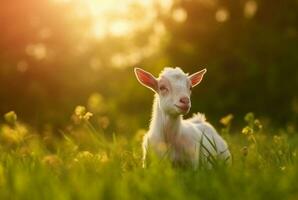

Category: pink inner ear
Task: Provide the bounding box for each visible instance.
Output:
[190,75,203,86]
[189,69,207,87]
[135,68,157,91]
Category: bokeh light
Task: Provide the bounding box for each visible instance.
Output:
[244,0,258,18]
[215,8,229,23]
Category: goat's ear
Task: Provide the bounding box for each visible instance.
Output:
[188,68,207,87]
[134,68,158,92]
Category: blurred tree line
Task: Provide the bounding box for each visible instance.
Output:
[0,0,297,132]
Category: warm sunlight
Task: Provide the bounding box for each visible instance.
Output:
[1,0,296,198]
[49,0,176,68]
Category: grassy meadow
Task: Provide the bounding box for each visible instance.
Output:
[0,0,297,199]
[0,110,297,200]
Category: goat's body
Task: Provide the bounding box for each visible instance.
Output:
[143,96,231,168]
[135,67,231,168]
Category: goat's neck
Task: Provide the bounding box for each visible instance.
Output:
[150,95,182,144]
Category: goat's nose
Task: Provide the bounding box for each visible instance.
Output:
[179,97,190,105]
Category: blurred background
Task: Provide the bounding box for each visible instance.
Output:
[0,0,297,134]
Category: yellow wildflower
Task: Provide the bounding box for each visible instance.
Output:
[4,111,17,125]
[42,155,63,168]
[220,114,234,126]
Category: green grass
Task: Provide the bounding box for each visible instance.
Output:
[0,111,297,200]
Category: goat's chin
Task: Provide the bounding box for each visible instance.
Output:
[163,108,180,117]
[170,107,190,116]
[175,106,190,115]
[162,106,189,116]
[178,110,189,115]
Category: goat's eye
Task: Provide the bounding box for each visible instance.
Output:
[189,86,192,91]
[159,85,168,91]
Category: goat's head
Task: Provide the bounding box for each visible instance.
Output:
[134,67,206,116]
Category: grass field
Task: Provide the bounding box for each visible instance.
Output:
[0,0,297,199]
[0,110,297,200]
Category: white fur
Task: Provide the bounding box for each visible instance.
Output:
[137,67,231,168]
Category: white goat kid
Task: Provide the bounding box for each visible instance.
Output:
[134,67,231,168]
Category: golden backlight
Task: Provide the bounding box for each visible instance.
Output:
[48,0,180,68]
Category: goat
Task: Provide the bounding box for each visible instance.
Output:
[134,67,231,168]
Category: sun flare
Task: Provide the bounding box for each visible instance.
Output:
[49,0,178,68]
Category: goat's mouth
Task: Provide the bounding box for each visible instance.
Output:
[175,104,190,113]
